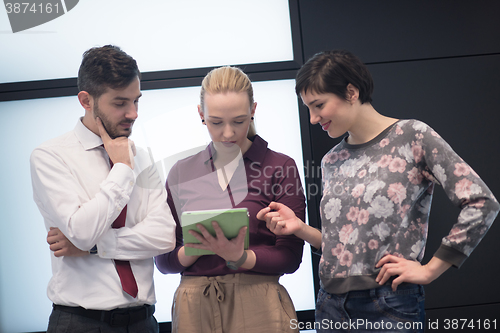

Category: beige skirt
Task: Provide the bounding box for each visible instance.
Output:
[171,273,299,333]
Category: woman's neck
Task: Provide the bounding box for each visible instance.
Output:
[213,137,252,168]
[347,104,398,145]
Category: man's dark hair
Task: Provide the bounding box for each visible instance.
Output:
[77,45,141,99]
[295,50,374,104]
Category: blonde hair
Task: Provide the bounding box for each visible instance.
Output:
[200,66,256,138]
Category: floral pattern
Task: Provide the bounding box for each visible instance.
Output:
[319,119,499,288]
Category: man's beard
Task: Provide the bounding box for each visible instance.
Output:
[93,102,133,139]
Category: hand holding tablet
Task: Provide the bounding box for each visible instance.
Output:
[181,208,249,256]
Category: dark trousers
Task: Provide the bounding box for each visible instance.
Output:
[47,306,159,333]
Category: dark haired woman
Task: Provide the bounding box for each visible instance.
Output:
[258,50,499,332]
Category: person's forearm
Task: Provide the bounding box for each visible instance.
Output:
[97,167,177,260]
[178,246,201,267]
[251,238,303,274]
[31,149,136,251]
[97,202,176,260]
[240,250,256,270]
[296,221,322,250]
[424,256,452,282]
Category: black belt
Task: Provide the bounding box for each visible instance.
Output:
[52,303,155,327]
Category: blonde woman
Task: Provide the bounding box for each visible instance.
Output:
[155,66,305,333]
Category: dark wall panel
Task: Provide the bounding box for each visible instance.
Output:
[298,0,500,63]
[368,55,500,188]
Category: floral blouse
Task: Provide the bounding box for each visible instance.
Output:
[319,119,499,294]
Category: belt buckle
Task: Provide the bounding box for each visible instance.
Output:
[109,309,130,327]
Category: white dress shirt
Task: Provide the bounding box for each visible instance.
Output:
[30,119,176,310]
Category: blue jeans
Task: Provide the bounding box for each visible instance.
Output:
[315,284,425,333]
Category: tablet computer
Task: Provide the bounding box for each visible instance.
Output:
[181,208,250,256]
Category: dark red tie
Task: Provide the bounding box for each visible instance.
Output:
[109,157,138,298]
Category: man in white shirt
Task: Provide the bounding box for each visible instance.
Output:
[30,45,176,332]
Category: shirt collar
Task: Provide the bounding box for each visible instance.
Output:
[244,135,267,166]
[74,117,103,151]
[201,135,268,166]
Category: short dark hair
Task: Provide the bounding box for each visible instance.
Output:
[295,50,374,104]
[77,45,141,99]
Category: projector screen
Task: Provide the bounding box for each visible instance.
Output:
[0,79,316,332]
[0,0,294,84]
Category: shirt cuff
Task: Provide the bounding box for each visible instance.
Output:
[108,163,136,191]
[96,229,118,259]
[434,244,468,268]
